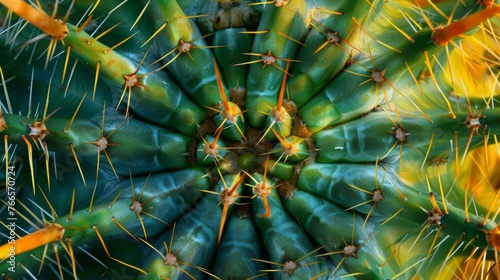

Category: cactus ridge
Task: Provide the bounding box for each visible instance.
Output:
[0,0,499,279]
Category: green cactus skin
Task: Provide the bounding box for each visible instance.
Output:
[0,0,499,279]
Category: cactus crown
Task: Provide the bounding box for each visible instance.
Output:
[0,0,499,279]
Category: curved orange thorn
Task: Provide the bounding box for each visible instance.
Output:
[259,194,272,218]
[432,5,500,46]
[0,224,64,258]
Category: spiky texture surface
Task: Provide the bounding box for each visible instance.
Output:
[0,0,499,279]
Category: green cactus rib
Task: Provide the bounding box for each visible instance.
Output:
[0,0,499,279]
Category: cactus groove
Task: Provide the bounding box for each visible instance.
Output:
[0,0,499,279]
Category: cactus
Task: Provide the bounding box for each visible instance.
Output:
[0,0,499,279]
